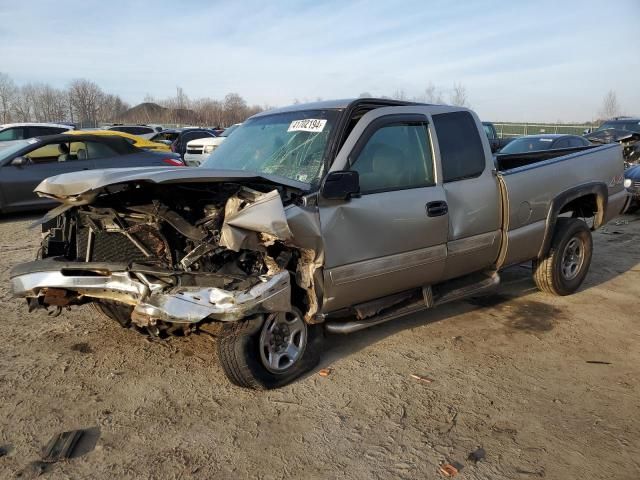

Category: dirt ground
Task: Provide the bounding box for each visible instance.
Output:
[0,213,638,480]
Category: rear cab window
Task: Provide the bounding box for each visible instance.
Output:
[432,111,485,182]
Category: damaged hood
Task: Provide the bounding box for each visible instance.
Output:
[34,166,311,202]
[585,128,640,144]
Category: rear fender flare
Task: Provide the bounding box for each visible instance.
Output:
[538,182,607,258]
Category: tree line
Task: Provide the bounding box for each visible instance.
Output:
[0,72,625,127]
[0,73,264,128]
[0,73,130,127]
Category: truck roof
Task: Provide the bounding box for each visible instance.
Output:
[252,98,429,118]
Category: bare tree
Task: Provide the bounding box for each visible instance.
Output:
[222,93,248,126]
[192,97,223,126]
[392,89,408,101]
[11,85,35,122]
[29,83,67,122]
[424,82,444,104]
[599,90,620,120]
[99,93,130,123]
[68,79,104,127]
[0,72,17,123]
[449,83,469,107]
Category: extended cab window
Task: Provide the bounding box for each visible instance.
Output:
[350,123,434,193]
[433,112,485,182]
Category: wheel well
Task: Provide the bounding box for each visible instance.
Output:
[538,184,607,259]
[559,193,598,218]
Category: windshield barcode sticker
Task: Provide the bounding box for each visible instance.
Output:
[288,119,327,133]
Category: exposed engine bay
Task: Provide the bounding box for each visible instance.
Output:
[13,179,323,336]
[585,129,640,168]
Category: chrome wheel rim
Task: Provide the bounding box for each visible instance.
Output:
[259,311,307,373]
[561,236,585,281]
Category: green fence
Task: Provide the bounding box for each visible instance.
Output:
[494,123,595,138]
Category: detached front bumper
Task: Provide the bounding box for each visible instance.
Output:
[10,259,291,325]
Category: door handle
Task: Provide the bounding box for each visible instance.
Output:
[426,201,448,217]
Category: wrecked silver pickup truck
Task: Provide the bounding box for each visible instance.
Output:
[10,99,629,389]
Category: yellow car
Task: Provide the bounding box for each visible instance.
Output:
[68,130,171,152]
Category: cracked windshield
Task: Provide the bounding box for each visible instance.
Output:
[202,109,338,185]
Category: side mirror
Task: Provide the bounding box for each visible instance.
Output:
[11,156,29,167]
[321,170,360,200]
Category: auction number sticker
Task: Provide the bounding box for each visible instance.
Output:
[288,119,327,133]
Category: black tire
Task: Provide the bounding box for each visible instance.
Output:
[533,218,593,296]
[216,309,323,390]
[92,301,133,328]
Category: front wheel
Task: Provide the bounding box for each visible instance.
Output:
[533,218,593,296]
[92,301,132,328]
[216,308,323,389]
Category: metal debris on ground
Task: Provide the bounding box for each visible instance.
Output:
[318,368,332,377]
[468,447,486,463]
[410,373,434,384]
[439,463,459,477]
[42,430,84,462]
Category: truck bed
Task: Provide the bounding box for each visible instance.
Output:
[496,143,627,267]
[495,145,597,171]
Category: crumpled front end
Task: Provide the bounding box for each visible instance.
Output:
[11,174,324,333]
[11,260,292,326]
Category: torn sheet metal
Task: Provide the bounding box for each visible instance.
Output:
[220,189,293,251]
[132,271,291,324]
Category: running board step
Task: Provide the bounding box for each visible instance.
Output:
[433,271,500,306]
[325,272,500,335]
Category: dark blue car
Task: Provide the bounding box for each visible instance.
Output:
[0,133,184,213]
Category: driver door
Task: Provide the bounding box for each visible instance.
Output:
[319,110,449,312]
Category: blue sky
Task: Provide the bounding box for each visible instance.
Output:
[1,0,638,122]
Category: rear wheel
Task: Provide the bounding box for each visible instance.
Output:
[533,218,593,296]
[217,308,323,389]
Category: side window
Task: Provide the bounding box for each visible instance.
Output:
[84,141,118,159]
[28,126,67,137]
[184,131,212,144]
[350,123,434,193]
[0,127,25,141]
[432,112,485,182]
[483,124,495,139]
[569,137,586,147]
[554,138,570,149]
[26,142,70,163]
[112,126,151,136]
